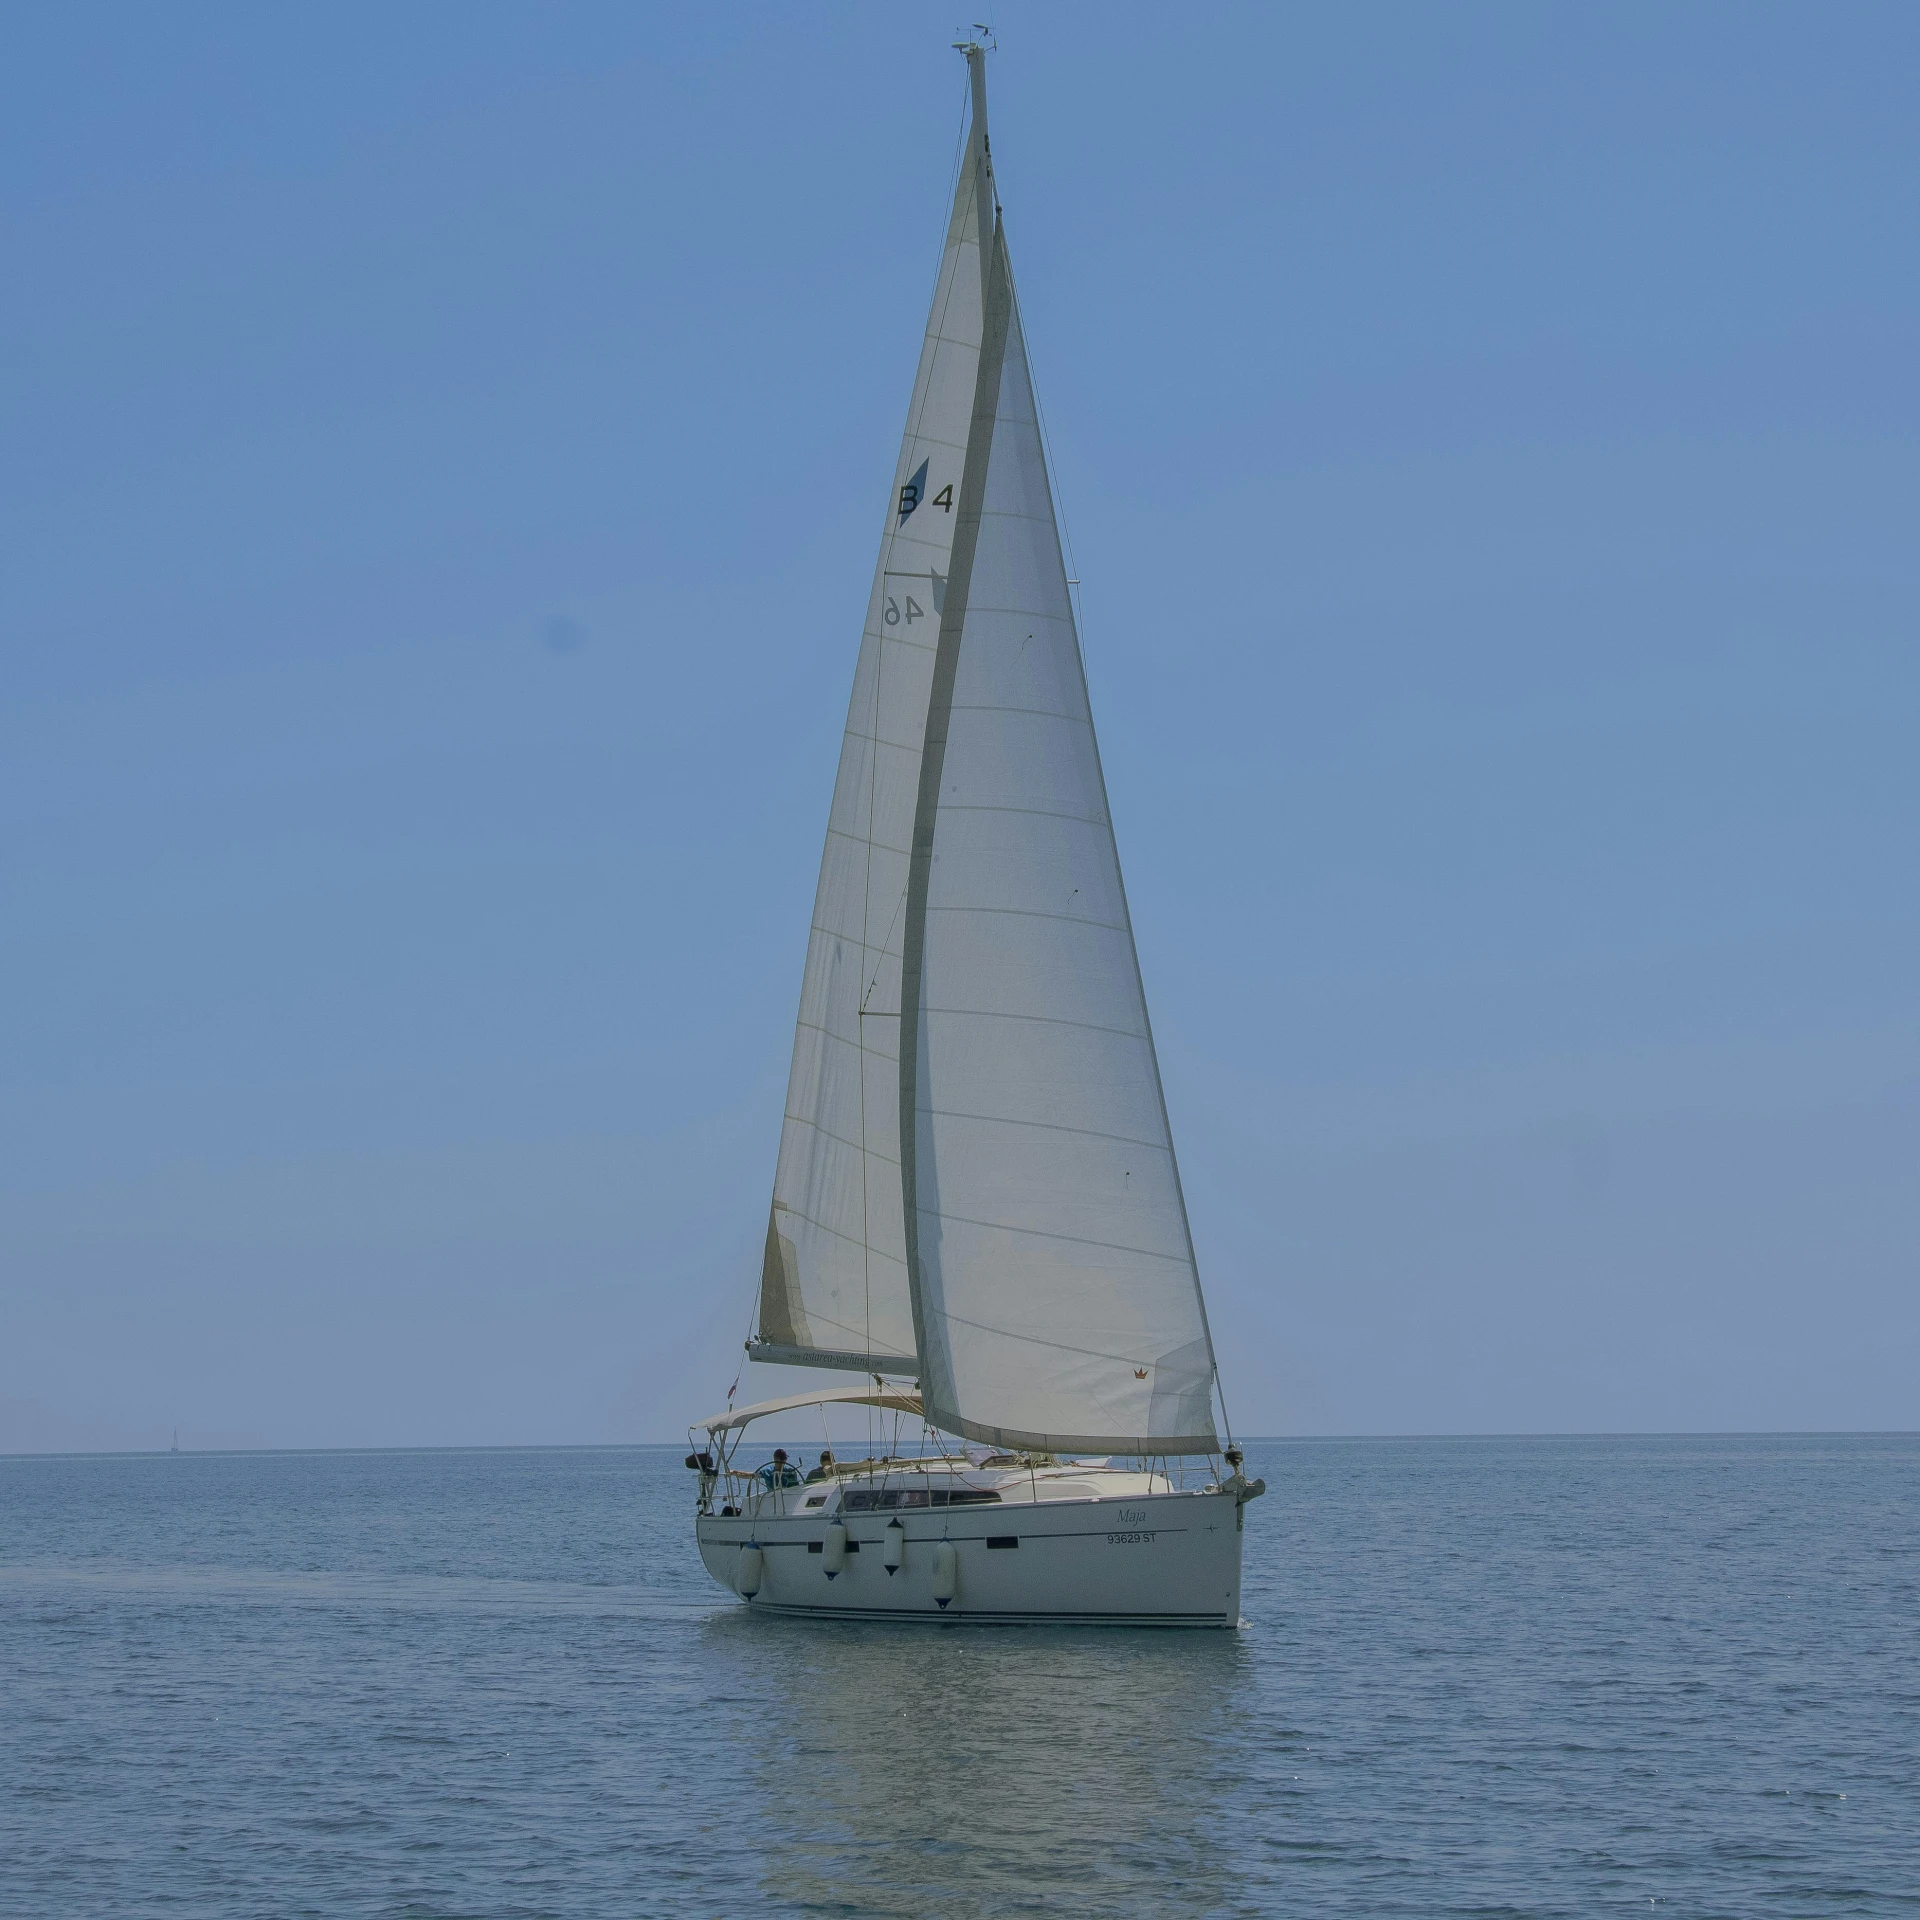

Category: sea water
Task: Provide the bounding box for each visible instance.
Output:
[1,1435,1913,1917]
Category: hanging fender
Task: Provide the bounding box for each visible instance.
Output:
[932,1540,958,1609]
[736,1542,764,1598]
[882,1518,905,1574]
[822,1520,848,1578]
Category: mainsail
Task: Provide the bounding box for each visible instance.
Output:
[752,80,992,1372]
[760,48,1219,1453]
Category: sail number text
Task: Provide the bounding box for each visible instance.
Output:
[900,479,952,517]
[898,458,953,524]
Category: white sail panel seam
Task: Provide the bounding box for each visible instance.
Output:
[822,825,912,858]
[790,1017,902,1061]
[918,1411,1220,1456]
[919,1107,1175,1152]
[778,1194,908,1238]
[846,635,938,659]
[780,1111,904,1169]
[764,1313,910,1352]
[842,656,936,680]
[931,803,1109,826]
[911,1206,1193,1265]
[922,1310,1191,1373]
[920,1006,1147,1040]
[948,607,1082,623]
[933,802,1105,817]
[944,703,1092,724]
[770,1207,907,1259]
[925,904,1128,931]
[779,1298,907,1337]
[922,329,983,351]
[888,428,970,454]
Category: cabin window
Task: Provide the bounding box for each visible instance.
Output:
[986,1536,1019,1550]
[841,1487,1002,1513]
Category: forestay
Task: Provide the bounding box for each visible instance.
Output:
[898,212,1220,1455]
[752,103,992,1373]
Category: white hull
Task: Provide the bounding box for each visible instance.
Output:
[697,1484,1245,1627]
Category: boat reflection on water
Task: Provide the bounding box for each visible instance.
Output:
[700,1610,1251,1916]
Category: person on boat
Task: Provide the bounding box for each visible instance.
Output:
[805,1450,835,1483]
[757,1448,802,1490]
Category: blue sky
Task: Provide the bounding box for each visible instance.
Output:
[4,4,1916,1449]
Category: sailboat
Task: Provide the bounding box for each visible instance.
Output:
[690,39,1263,1625]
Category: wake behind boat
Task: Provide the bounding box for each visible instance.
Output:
[689,39,1261,1625]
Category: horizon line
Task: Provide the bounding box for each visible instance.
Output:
[5,1428,1917,1463]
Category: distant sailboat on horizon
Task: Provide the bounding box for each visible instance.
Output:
[686,38,1262,1624]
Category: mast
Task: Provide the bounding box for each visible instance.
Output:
[899,31,1011,1415]
[957,30,993,231]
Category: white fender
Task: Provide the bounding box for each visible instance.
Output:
[932,1540,957,1609]
[822,1520,847,1578]
[736,1542,764,1598]
[882,1518,905,1575]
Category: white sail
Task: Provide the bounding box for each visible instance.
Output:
[899,220,1219,1454]
[754,115,992,1372]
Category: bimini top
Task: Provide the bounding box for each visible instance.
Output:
[695,1383,924,1437]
